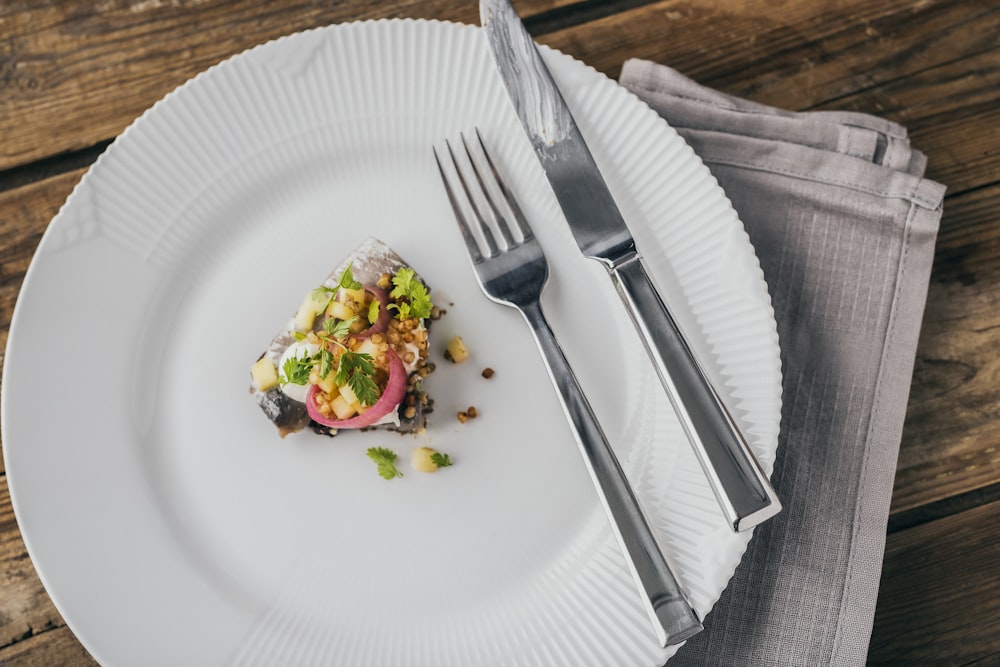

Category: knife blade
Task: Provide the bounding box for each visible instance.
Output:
[480,0,781,533]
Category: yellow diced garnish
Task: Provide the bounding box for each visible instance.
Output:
[411,446,440,473]
[339,382,360,406]
[251,358,279,392]
[317,373,337,395]
[340,287,367,306]
[330,395,356,420]
[294,292,323,331]
[327,300,356,321]
[445,336,469,363]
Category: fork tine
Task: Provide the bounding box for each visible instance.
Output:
[461,132,517,249]
[474,128,534,242]
[434,146,484,264]
[445,139,500,258]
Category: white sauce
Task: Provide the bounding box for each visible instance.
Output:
[278,340,320,403]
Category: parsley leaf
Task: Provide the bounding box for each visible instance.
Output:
[390,267,417,300]
[311,286,337,314]
[366,447,403,480]
[323,315,355,340]
[430,452,453,468]
[280,353,315,386]
[389,301,411,319]
[337,265,363,291]
[318,348,335,380]
[348,372,380,407]
[389,267,433,320]
[335,351,379,405]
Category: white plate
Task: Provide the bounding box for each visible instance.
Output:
[2,19,781,666]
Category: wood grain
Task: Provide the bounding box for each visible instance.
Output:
[2,1,997,176]
[0,477,66,652]
[541,1,999,102]
[0,0,586,172]
[869,500,1000,664]
[0,625,96,666]
[891,185,1000,513]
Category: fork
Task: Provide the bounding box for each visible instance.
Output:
[434,131,703,648]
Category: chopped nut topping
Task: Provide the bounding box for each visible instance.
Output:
[482,367,495,379]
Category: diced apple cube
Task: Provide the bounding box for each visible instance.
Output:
[356,339,379,357]
[294,292,324,331]
[445,336,469,363]
[340,287,367,306]
[327,300,356,321]
[317,373,337,395]
[411,446,440,473]
[330,395,356,420]
[339,382,360,406]
[250,358,280,391]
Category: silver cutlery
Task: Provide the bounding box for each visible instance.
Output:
[480,0,781,532]
[434,131,703,648]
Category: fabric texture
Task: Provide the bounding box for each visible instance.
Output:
[618,59,945,666]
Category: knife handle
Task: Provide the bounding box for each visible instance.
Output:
[520,299,702,648]
[611,257,781,532]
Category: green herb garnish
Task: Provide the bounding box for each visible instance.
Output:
[367,447,403,480]
[389,267,433,320]
[323,314,355,339]
[280,353,315,386]
[318,348,335,380]
[368,299,380,325]
[310,286,336,314]
[335,351,379,405]
[337,265,363,291]
[430,452,453,468]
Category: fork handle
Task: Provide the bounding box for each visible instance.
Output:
[611,257,782,532]
[519,299,702,648]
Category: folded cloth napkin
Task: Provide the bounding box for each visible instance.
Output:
[618,59,945,666]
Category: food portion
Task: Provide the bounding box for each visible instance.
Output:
[250,238,436,437]
[411,446,453,473]
[444,335,469,363]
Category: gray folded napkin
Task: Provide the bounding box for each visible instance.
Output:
[619,59,945,666]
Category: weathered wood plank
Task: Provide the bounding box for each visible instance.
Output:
[543,0,1000,108]
[891,184,1000,513]
[814,47,1000,197]
[0,477,66,652]
[540,0,1000,194]
[0,0,579,171]
[0,625,96,666]
[869,499,1000,664]
[3,1,999,184]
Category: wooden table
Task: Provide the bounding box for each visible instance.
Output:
[1,1,997,664]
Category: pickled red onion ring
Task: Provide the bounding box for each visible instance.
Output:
[321,285,391,339]
[356,285,392,337]
[305,347,406,428]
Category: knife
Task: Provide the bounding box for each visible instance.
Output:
[480,0,781,532]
